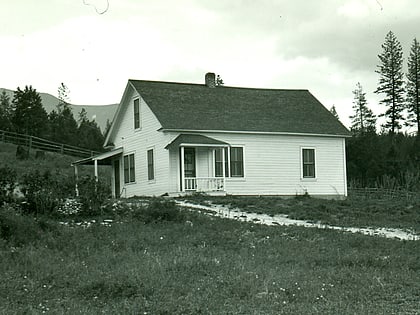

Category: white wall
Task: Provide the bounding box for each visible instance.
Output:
[109,86,347,198]
[184,132,348,197]
[111,87,174,197]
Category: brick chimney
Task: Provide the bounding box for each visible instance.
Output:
[205,72,216,88]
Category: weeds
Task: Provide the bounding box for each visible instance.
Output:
[0,166,16,205]
[0,204,43,246]
[0,214,418,314]
[183,195,420,232]
[134,198,185,223]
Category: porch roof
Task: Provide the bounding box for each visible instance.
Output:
[71,147,123,166]
[165,134,229,149]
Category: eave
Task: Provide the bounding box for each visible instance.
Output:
[160,128,352,138]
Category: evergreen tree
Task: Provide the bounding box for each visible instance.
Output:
[0,90,13,131]
[77,108,89,125]
[329,105,339,120]
[216,75,224,86]
[103,118,112,137]
[48,83,78,145]
[350,82,376,134]
[374,31,405,134]
[77,108,105,151]
[11,86,49,137]
[57,82,71,114]
[48,106,78,145]
[406,38,420,133]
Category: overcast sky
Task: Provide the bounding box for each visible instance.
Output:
[1,0,419,130]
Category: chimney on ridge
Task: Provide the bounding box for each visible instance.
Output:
[205,72,216,88]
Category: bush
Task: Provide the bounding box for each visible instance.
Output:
[0,204,42,246]
[0,166,17,205]
[133,198,186,223]
[20,170,57,215]
[77,176,111,216]
[20,169,75,215]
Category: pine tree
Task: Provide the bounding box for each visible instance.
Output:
[0,90,13,131]
[77,108,105,151]
[350,82,376,134]
[57,82,71,114]
[48,83,78,145]
[374,31,405,134]
[406,38,420,133]
[329,105,340,120]
[103,118,112,137]
[11,86,49,137]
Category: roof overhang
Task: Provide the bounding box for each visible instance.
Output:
[71,147,123,166]
[161,128,351,138]
[165,134,230,149]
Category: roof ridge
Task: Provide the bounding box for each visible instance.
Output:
[128,79,309,92]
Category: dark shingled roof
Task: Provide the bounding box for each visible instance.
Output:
[165,134,229,149]
[129,80,350,136]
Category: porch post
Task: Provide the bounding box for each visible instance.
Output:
[74,165,79,197]
[94,159,98,182]
[180,146,185,192]
[94,159,98,193]
[221,147,226,190]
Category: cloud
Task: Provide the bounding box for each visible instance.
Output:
[1,0,419,130]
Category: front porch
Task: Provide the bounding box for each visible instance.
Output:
[184,177,225,192]
[166,134,230,194]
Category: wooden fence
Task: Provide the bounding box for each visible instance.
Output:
[0,129,100,158]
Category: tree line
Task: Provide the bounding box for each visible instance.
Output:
[346,31,420,190]
[0,83,105,152]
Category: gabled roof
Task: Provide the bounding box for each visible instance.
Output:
[128,79,350,137]
[165,134,229,149]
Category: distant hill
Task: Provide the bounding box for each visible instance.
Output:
[0,88,118,132]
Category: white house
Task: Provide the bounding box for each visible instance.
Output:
[73,73,350,199]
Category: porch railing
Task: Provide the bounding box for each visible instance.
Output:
[184,177,225,192]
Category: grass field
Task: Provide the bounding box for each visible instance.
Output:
[1,198,419,314]
[0,142,110,181]
[182,194,420,233]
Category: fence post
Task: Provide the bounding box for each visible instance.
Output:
[60,144,64,154]
[28,136,32,152]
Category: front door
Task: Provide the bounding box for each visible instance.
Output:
[184,147,196,178]
[114,160,120,198]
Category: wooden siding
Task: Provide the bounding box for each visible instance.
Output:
[111,87,173,197]
[109,85,347,198]
[165,132,347,197]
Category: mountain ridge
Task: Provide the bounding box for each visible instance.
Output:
[0,88,118,132]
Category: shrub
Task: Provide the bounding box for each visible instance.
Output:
[20,170,58,215]
[77,176,111,216]
[0,166,17,204]
[0,204,41,246]
[133,198,186,223]
[20,169,75,215]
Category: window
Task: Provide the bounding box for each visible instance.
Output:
[124,153,135,183]
[302,148,315,178]
[215,148,228,177]
[147,149,154,180]
[215,147,244,177]
[230,147,244,177]
[134,98,140,129]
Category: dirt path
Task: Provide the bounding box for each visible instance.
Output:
[176,200,419,241]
